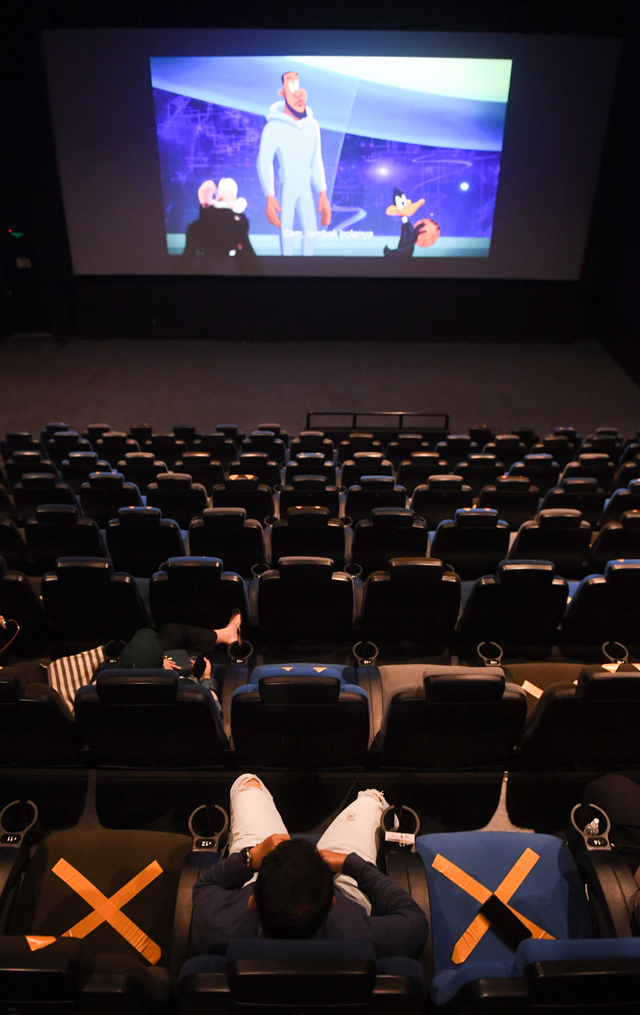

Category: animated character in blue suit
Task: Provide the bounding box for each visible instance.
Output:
[257,71,332,256]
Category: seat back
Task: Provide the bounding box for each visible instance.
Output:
[396,453,449,494]
[271,508,346,569]
[0,557,48,654]
[25,505,107,574]
[144,434,189,467]
[0,674,80,766]
[285,455,336,487]
[241,431,286,463]
[211,476,274,523]
[385,433,430,467]
[234,454,281,490]
[13,474,78,521]
[589,511,640,573]
[540,477,606,527]
[410,475,473,529]
[337,433,381,463]
[346,476,407,524]
[146,473,207,529]
[118,452,168,492]
[289,431,334,458]
[509,454,560,495]
[476,475,540,530]
[361,558,460,651]
[561,559,640,652]
[189,509,265,578]
[509,509,591,579]
[351,509,429,578]
[106,507,184,577]
[279,476,340,518]
[430,509,510,581]
[94,431,140,467]
[453,455,505,497]
[79,472,142,528]
[256,558,356,643]
[192,433,237,468]
[150,556,248,628]
[0,518,29,571]
[340,454,393,490]
[434,435,478,468]
[175,452,226,494]
[60,452,112,492]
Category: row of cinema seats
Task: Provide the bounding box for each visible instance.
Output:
[3,657,640,771]
[2,781,640,1014]
[3,554,640,663]
[3,500,640,579]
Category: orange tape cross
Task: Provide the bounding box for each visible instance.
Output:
[49,858,163,965]
[432,848,554,964]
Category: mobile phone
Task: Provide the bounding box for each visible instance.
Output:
[478,894,532,950]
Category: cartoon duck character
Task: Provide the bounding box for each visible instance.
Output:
[383,188,439,258]
[182,178,257,269]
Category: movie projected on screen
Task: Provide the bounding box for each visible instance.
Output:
[42,29,620,279]
[152,56,511,265]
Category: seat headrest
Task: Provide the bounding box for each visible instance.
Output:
[203,508,247,528]
[155,473,192,489]
[579,453,610,466]
[427,474,464,490]
[455,508,498,528]
[259,423,282,434]
[388,558,446,582]
[252,664,354,684]
[94,671,178,704]
[298,430,325,440]
[604,559,640,587]
[12,450,42,464]
[495,475,532,491]
[494,435,521,446]
[285,506,330,527]
[182,451,211,464]
[117,507,161,526]
[410,452,440,463]
[621,510,640,529]
[67,452,98,464]
[560,477,601,492]
[124,452,155,465]
[162,556,222,581]
[88,471,124,487]
[497,560,555,585]
[424,671,505,702]
[239,452,268,465]
[524,454,555,466]
[100,430,128,442]
[371,508,415,527]
[353,451,384,463]
[629,480,640,494]
[295,452,326,464]
[578,670,640,700]
[56,557,114,581]
[259,676,341,704]
[227,475,259,489]
[20,472,57,488]
[35,504,79,524]
[291,475,328,489]
[358,475,395,490]
[537,508,584,529]
[444,435,472,447]
[277,557,335,581]
[596,427,619,436]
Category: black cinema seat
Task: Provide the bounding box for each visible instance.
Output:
[128,422,153,444]
[60,452,111,492]
[0,672,81,765]
[452,454,505,497]
[173,423,199,445]
[600,480,640,526]
[79,472,142,528]
[230,664,371,768]
[232,453,281,489]
[0,486,18,523]
[174,452,226,494]
[517,665,640,768]
[41,557,148,651]
[0,557,48,655]
[40,422,70,445]
[457,560,568,663]
[561,559,640,658]
[254,557,358,645]
[0,520,28,571]
[476,475,540,530]
[82,422,111,445]
[117,452,168,492]
[612,454,640,490]
[143,433,189,468]
[75,669,227,767]
[385,433,431,467]
[257,422,289,444]
[340,453,393,490]
[279,475,340,518]
[12,474,78,522]
[396,453,449,495]
[285,453,336,486]
[289,430,334,458]
[5,450,59,487]
[359,558,460,655]
[149,556,249,629]
[433,434,478,468]
[106,506,184,578]
[241,430,286,464]
[337,432,382,463]
[581,428,623,458]
[481,434,528,470]
[511,426,538,450]
[94,431,140,467]
[350,508,429,578]
[508,508,591,579]
[529,433,577,468]
[468,424,493,446]
[216,423,246,445]
[146,473,207,529]
[617,439,640,467]
[562,453,616,494]
[211,475,274,522]
[540,477,606,528]
[45,431,92,466]
[189,508,265,578]
[270,507,347,569]
[192,432,237,468]
[509,453,560,495]
[430,508,509,581]
[589,511,640,572]
[346,476,407,524]
[410,475,473,529]
[25,505,107,575]
[374,666,526,769]
[1,431,41,459]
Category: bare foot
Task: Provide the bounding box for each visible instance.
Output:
[213,612,242,646]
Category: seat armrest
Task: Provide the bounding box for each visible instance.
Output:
[575,850,638,938]
[383,850,433,985]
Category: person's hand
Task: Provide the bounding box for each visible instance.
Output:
[199,658,212,681]
[266,195,282,228]
[162,658,181,671]
[249,833,290,869]
[317,191,332,227]
[319,850,349,874]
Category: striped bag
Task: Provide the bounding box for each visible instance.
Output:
[48,646,105,713]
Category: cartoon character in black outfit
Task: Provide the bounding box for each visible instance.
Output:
[383,188,439,259]
[181,178,259,271]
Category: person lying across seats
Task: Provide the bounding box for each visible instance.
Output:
[191,774,429,956]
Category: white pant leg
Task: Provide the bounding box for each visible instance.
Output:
[279,183,297,256]
[227,774,289,855]
[297,186,318,256]
[316,789,387,913]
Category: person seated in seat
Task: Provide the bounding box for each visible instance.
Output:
[191,774,429,955]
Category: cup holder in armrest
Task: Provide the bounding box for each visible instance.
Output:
[477,641,504,666]
[570,803,611,852]
[344,562,362,578]
[228,639,254,665]
[0,799,39,847]
[188,803,229,852]
[380,804,420,851]
[353,640,379,666]
[251,562,269,578]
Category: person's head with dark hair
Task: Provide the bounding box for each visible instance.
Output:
[249,838,335,938]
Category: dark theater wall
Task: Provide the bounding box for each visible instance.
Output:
[0,0,637,346]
